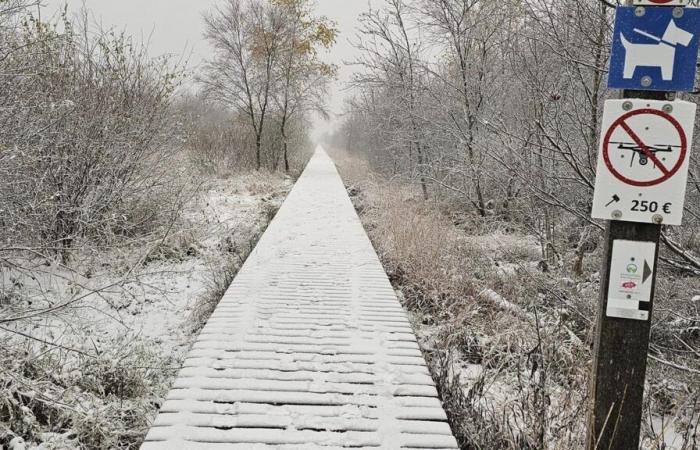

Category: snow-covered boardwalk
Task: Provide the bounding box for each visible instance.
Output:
[141,148,458,450]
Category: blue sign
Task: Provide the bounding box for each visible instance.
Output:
[609,6,700,91]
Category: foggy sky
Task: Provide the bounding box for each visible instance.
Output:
[41,0,370,129]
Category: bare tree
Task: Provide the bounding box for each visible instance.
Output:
[201,0,286,170]
[272,0,335,172]
[352,0,430,197]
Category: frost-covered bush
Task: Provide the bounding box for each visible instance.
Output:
[0,335,174,449]
[341,164,699,449]
[174,95,258,174]
[0,11,183,261]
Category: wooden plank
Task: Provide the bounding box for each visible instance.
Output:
[141,149,457,449]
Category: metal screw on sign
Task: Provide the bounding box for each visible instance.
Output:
[663,103,674,113]
[635,6,645,17]
[623,101,634,111]
[652,214,664,224]
[641,76,652,88]
[673,7,684,19]
[612,210,623,219]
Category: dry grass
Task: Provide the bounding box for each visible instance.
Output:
[334,148,700,449]
[0,334,175,450]
[188,255,239,333]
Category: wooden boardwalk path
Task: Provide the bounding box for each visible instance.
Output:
[141,148,458,449]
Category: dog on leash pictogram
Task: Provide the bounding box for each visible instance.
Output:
[608,6,700,91]
[621,19,694,81]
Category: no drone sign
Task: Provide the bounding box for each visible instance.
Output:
[591,99,696,225]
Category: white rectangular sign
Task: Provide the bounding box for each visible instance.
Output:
[591,99,695,225]
[607,240,657,321]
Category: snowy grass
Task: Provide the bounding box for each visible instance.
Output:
[0,171,292,449]
[334,149,700,450]
[0,333,173,449]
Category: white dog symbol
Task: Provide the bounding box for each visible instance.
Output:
[621,19,694,81]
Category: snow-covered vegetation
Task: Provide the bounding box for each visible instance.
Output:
[0,172,290,449]
[333,148,699,449]
[327,0,700,447]
[0,0,324,447]
[2,0,699,448]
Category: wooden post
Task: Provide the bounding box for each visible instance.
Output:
[586,2,677,447]
[587,220,661,449]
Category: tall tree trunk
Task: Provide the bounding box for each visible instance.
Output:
[255,132,262,171]
[415,140,428,200]
[281,119,289,173]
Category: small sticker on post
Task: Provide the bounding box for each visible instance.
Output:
[606,240,657,320]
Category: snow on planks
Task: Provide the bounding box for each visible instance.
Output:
[141,148,458,450]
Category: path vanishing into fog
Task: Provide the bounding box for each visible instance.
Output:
[140,147,458,449]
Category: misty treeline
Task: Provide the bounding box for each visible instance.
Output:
[200,0,336,171]
[330,0,700,275]
[0,0,331,263]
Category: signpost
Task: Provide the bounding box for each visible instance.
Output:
[587,1,699,449]
[587,220,661,450]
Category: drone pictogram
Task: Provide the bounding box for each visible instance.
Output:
[602,108,688,187]
[608,141,680,168]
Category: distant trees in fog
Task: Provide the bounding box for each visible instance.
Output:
[201,0,336,171]
[331,0,700,275]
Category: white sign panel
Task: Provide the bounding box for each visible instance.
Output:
[591,99,695,225]
[607,240,657,321]
[631,1,689,6]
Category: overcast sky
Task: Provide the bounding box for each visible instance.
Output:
[41,0,370,132]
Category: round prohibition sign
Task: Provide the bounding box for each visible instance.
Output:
[602,108,688,187]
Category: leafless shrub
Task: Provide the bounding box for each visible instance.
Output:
[0,10,184,262]
[0,5,194,449]
[175,94,257,174]
[0,333,174,449]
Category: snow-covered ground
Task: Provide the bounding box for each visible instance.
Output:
[0,171,292,449]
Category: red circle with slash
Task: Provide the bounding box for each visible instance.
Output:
[602,109,687,187]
